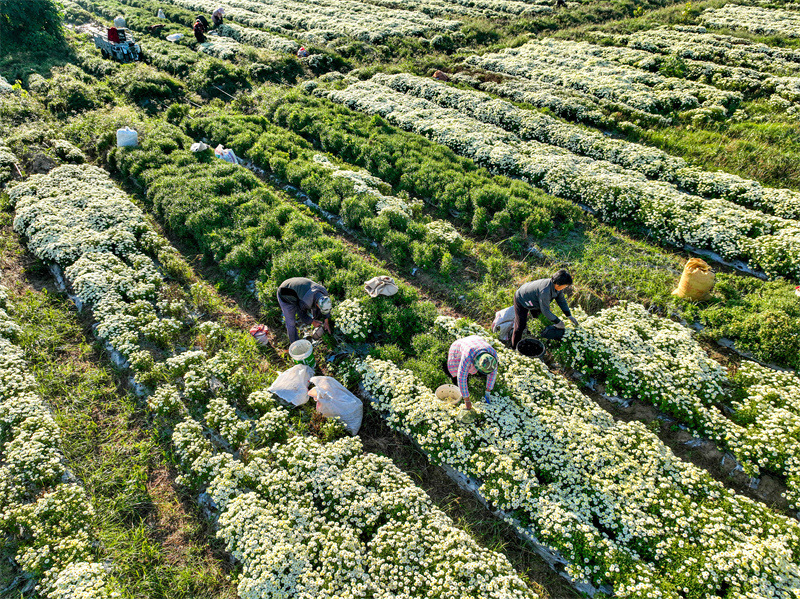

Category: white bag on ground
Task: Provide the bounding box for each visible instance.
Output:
[492,305,515,342]
[310,376,363,435]
[116,127,138,148]
[268,364,313,406]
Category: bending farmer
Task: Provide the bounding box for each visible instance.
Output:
[212,7,224,26]
[193,15,209,42]
[511,269,579,349]
[276,277,334,343]
[442,336,499,411]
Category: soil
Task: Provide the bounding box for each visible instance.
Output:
[27,153,57,175]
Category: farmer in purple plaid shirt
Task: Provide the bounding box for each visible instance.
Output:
[441,336,499,411]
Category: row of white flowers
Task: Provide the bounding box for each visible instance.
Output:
[556,302,800,508]
[510,35,774,97]
[313,153,401,211]
[0,272,116,598]
[463,39,741,118]
[533,32,800,104]
[163,0,459,44]
[701,4,800,38]
[364,0,553,19]
[356,315,800,598]
[10,165,540,599]
[590,25,800,77]
[372,73,800,219]
[313,151,461,246]
[175,426,537,598]
[198,36,247,60]
[324,79,800,279]
[215,22,299,53]
[477,74,672,129]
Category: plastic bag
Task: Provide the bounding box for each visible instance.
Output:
[116,127,138,148]
[672,258,715,301]
[310,376,363,435]
[491,305,515,342]
[249,324,270,346]
[214,144,240,165]
[268,364,313,406]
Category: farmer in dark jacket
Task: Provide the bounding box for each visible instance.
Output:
[193,15,208,42]
[277,277,334,343]
[510,269,579,349]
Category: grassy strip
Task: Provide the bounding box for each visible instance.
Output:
[0,207,238,598]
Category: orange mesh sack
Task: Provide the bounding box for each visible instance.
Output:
[672,258,715,300]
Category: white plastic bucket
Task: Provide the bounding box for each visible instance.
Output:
[116,127,138,148]
[114,15,127,28]
[289,339,315,369]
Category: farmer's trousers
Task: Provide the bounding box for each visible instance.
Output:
[511,295,540,350]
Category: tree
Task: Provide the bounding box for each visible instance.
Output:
[0,0,65,56]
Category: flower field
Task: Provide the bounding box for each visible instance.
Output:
[4,0,800,596]
[590,26,800,76]
[324,78,800,279]
[555,302,800,508]
[369,72,800,218]
[163,0,460,44]
[0,272,117,598]
[700,4,800,38]
[357,316,800,598]
[7,164,539,598]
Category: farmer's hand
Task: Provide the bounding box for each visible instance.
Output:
[568,316,580,327]
[324,318,333,334]
[312,320,323,328]
[554,321,566,330]
[463,398,473,411]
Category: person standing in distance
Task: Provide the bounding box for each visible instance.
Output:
[510,269,579,349]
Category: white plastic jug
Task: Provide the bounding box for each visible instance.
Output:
[116,127,138,148]
[158,8,166,18]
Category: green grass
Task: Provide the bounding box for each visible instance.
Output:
[633,99,800,190]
